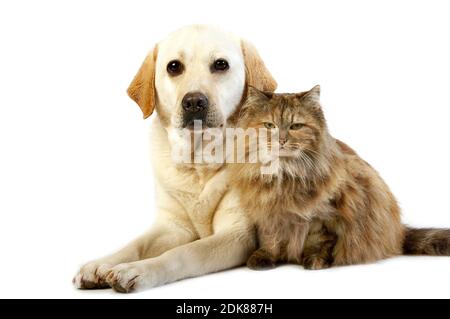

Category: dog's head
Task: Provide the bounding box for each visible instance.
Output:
[127,25,276,131]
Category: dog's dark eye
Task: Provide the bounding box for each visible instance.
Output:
[211,59,229,72]
[167,60,184,76]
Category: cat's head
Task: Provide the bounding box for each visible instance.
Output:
[238,85,326,159]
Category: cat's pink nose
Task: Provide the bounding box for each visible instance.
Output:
[279,139,287,146]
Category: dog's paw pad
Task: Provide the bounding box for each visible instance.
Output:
[73,262,112,289]
[105,264,141,293]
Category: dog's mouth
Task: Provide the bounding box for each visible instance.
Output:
[183,120,224,130]
[182,112,207,130]
[181,109,224,130]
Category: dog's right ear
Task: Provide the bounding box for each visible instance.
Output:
[241,40,277,93]
[127,46,158,119]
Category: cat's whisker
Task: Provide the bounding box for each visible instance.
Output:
[298,151,315,172]
[301,147,320,154]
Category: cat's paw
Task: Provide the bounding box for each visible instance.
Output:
[302,256,332,270]
[247,250,277,270]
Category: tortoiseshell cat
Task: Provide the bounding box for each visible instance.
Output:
[231,85,450,270]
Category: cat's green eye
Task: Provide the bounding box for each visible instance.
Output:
[263,122,276,129]
[290,123,304,130]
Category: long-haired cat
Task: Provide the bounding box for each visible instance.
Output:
[231,85,450,270]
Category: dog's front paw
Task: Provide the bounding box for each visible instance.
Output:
[73,262,112,289]
[105,263,143,293]
[105,261,165,293]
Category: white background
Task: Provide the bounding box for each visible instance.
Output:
[1,0,450,299]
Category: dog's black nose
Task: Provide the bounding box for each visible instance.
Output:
[182,92,209,113]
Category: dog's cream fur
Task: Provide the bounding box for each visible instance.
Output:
[73,25,277,292]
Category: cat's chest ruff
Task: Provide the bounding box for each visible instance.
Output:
[248,176,333,220]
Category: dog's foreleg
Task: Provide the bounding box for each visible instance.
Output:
[105,227,255,292]
[73,220,196,289]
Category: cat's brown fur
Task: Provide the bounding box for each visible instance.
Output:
[231,86,450,270]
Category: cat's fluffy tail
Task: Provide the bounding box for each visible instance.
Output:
[403,227,450,255]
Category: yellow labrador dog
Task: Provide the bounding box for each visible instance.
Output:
[73,25,276,292]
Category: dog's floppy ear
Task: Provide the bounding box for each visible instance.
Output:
[241,40,277,92]
[127,46,158,119]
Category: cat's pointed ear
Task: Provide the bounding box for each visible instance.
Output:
[245,86,273,107]
[240,86,272,114]
[298,85,321,106]
[247,85,273,100]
